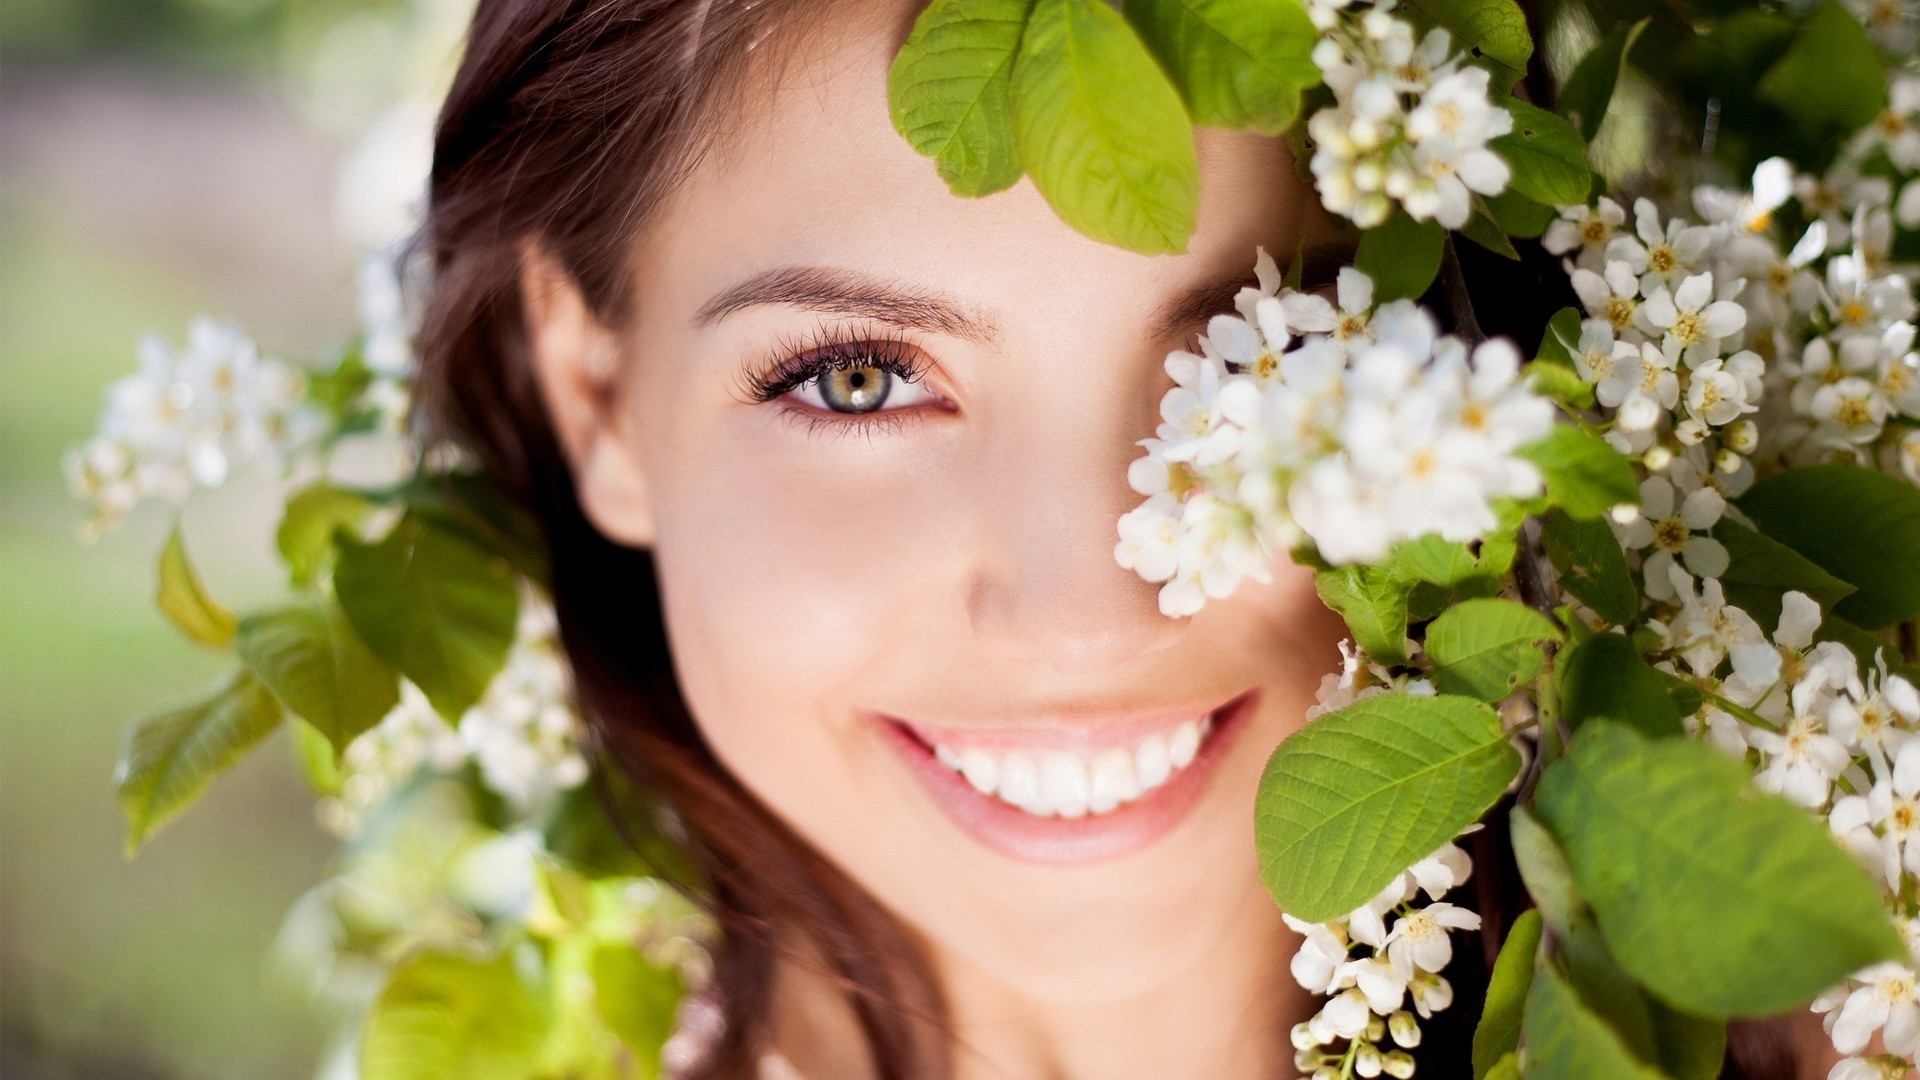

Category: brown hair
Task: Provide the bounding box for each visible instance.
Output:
[413,1,1801,1076]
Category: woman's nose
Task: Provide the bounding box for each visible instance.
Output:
[963,380,1186,676]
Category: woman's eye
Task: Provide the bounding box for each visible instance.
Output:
[789,365,938,415]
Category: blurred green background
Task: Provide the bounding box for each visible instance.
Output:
[2,2,459,1075]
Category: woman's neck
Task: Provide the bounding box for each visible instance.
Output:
[768,889,1316,1080]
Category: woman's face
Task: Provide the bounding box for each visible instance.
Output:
[532,5,1345,1012]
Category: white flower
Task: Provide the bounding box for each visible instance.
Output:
[1609,199,1716,292]
[1851,77,1920,171]
[1664,566,1768,677]
[1545,198,1627,268]
[1638,272,1749,364]
[1845,0,1918,54]
[1602,341,1681,432]
[457,601,589,814]
[1284,913,1354,994]
[1382,902,1481,981]
[1570,260,1644,334]
[1810,376,1892,446]
[1693,157,1795,234]
[1686,354,1762,426]
[1824,251,1916,335]
[1615,458,1730,598]
[1820,963,1920,1056]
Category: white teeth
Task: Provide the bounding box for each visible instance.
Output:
[960,748,999,795]
[1041,752,1090,819]
[926,716,1214,819]
[999,754,1041,813]
[1168,719,1201,769]
[1088,747,1139,815]
[1136,733,1171,791]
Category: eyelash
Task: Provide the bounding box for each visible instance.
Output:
[736,324,937,418]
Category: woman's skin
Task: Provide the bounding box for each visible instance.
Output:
[519,4,1839,1078]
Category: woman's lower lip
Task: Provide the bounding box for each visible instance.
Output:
[876,691,1261,864]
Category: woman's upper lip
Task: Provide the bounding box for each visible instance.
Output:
[877,690,1254,754]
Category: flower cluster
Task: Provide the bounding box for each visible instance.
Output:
[1115,252,1554,615]
[1302,0,1513,228]
[317,598,589,838]
[64,317,324,537]
[1285,828,1481,1079]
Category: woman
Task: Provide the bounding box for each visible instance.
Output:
[416,0,1818,1075]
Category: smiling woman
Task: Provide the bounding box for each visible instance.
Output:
[427,1,1357,1073]
[71,0,1920,1075]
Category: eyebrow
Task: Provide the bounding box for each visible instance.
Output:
[697,241,1360,346]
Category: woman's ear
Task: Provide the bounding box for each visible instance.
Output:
[520,243,657,548]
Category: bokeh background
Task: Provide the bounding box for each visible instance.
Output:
[2,2,468,1075]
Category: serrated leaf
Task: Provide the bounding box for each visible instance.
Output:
[1737,463,1920,629]
[1523,964,1670,1080]
[1427,597,1562,700]
[1510,805,1582,933]
[1354,211,1445,302]
[1517,423,1637,520]
[1492,98,1592,207]
[591,944,682,1070]
[1407,0,1532,73]
[1314,565,1412,664]
[1542,509,1637,626]
[1711,517,1855,632]
[1473,907,1543,1079]
[1558,632,1683,738]
[1527,361,1595,410]
[157,525,236,648]
[1483,188,1555,238]
[335,512,520,722]
[1558,19,1649,141]
[1256,694,1521,921]
[361,950,551,1080]
[116,669,284,854]
[1534,722,1904,1016]
[235,600,400,754]
[277,483,376,587]
[1459,210,1520,259]
[889,0,1033,197]
[1534,306,1583,368]
[1011,0,1198,253]
[1124,0,1320,135]
[1755,1,1887,138]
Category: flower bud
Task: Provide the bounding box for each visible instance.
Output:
[1714,448,1744,474]
[1356,1043,1384,1078]
[1291,1022,1320,1051]
[1388,1010,1422,1047]
[1366,1014,1387,1042]
[1642,444,1674,471]
[1384,1050,1418,1078]
[1675,417,1708,445]
[1726,419,1758,452]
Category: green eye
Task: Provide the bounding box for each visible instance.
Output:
[818,366,892,413]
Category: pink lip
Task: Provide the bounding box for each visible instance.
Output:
[875,690,1261,864]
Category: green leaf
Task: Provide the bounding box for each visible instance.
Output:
[1542,509,1638,626]
[1527,361,1595,411]
[1256,693,1521,921]
[1559,918,1659,1063]
[234,600,400,754]
[1523,964,1669,1079]
[889,0,1033,197]
[277,483,376,587]
[361,950,551,1080]
[1354,212,1445,302]
[1492,98,1592,207]
[1482,188,1555,238]
[1314,565,1412,664]
[157,525,236,648]
[1011,0,1199,253]
[335,512,521,722]
[1558,632,1683,738]
[1407,0,1532,73]
[1534,307,1583,368]
[591,944,683,1070]
[1473,907,1543,1079]
[1558,19,1649,141]
[115,669,284,854]
[1124,0,1320,135]
[1756,1,1888,139]
[1648,1000,1727,1080]
[1517,424,1638,520]
[289,716,344,795]
[1510,805,1582,934]
[1392,536,1505,619]
[1426,597,1562,701]
[1459,211,1520,259]
[1534,722,1905,1016]
[1738,463,1920,629]
[1711,517,1855,632]
[1484,1053,1519,1080]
